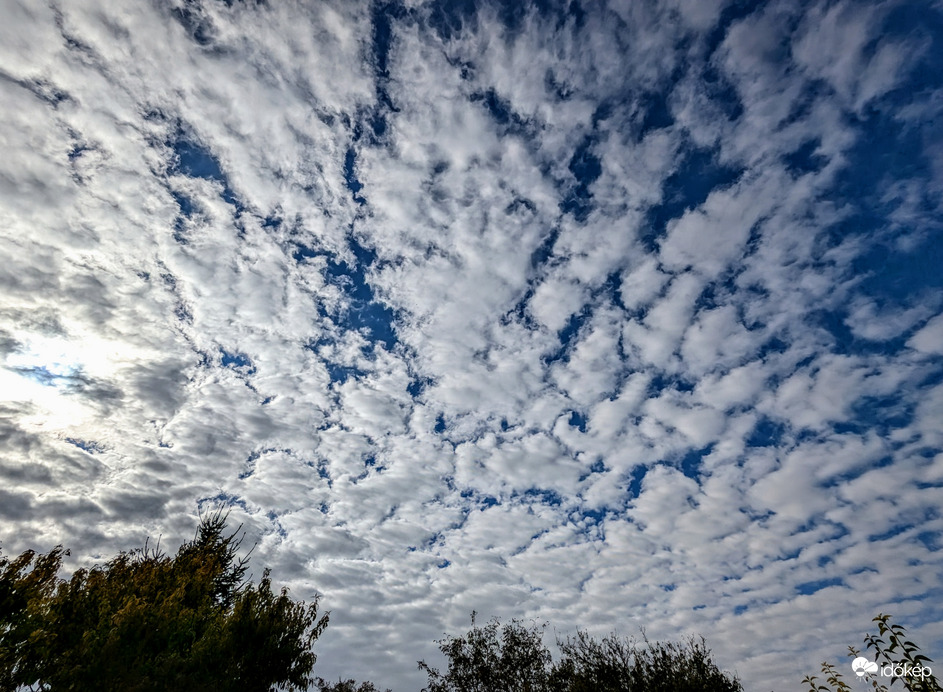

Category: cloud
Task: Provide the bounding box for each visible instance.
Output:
[1,1,941,690]
[909,314,943,355]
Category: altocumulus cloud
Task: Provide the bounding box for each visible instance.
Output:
[1,0,942,689]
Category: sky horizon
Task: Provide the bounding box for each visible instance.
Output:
[1,0,942,689]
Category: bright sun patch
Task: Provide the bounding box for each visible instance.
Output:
[0,334,128,430]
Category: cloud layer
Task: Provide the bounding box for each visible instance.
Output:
[1,0,942,688]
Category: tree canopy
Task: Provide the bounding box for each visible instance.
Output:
[0,511,327,692]
[2,516,757,692]
[418,612,743,692]
[315,677,393,692]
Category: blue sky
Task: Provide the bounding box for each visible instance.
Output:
[0,0,942,689]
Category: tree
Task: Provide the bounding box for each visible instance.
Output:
[0,545,66,689]
[418,613,742,692]
[804,614,941,692]
[0,511,328,692]
[549,631,742,692]
[315,676,392,692]
[418,612,552,692]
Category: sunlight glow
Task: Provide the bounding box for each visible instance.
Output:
[0,334,128,431]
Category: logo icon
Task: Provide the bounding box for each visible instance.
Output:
[852,657,879,677]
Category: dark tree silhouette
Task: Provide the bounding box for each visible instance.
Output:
[419,612,551,692]
[418,613,742,692]
[315,676,392,692]
[549,630,743,692]
[0,545,65,689]
[0,511,327,692]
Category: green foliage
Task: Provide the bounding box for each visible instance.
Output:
[418,613,742,692]
[803,660,853,692]
[315,676,392,692]
[0,511,328,692]
[547,630,634,691]
[0,545,67,690]
[803,614,941,692]
[550,631,743,692]
[419,612,552,692]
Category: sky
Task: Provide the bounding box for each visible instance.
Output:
[1,0,942,689]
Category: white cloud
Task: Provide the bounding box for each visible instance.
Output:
[908,313,943,355]
[1,2,941,690]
